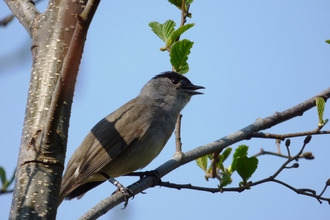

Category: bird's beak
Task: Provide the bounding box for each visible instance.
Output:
[182,84,205,95]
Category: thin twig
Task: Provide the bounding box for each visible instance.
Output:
[175,114,183,152]
[157,181,219,193]
[153,136,330,204]
[252,128,329,140]
[319,179,330,197]
[253,148,314,160]
[153,178,330,204]
[253,148,294,159]
[276,139,281,154]
[211,151,220,178]
[270,136,310,178]
[180,0,190,27]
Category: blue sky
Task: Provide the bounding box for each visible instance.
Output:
[1,1,330,219]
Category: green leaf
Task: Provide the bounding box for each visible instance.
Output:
[219,171,232,188]
[149,20,176,46]
[168,0,194,10]
[168,0,194,6]
[229,145,249,173]
[168,0,182,8]
[218,161,225,172]
[236,156,258,185]
[170,39,194,73]
[215,148,232,171]
[316,97,326,126]
[326,40,330,44]
[196,155,208,172]
[168,0,193,18]
[217,154,224,166]
[149,21,164,41]
[0,167,6,185]
[206,165,213,176]
[167,23,195,47]
[222,147,232,162]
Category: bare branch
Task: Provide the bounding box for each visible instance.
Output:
[254,148,315,160]
[254,148,292,159]
[180,0,190,27]
[145,177,330,204]
[157,181,220,193]
[175,114,183,152]
[211,151,220,178]
[3,0,39,36]
[152,135,330,204]
[271,136,310,179]
[319,179,330,197]
[252,129,330,140]
[275,139,281,154]
[1,0,44,28]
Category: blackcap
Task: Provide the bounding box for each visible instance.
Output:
[58,71,204,205]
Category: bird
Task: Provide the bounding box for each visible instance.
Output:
[58,71,204,206]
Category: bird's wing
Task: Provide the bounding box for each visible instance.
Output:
[60,99,151,201]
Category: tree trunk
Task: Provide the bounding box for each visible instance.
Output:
[4,0,99,219]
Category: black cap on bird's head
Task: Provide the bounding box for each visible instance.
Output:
[153,71,205,95]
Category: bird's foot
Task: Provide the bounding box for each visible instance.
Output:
[101,171,134,208]
[113,184,134,209]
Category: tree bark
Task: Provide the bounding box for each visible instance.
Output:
[4,0,100,219]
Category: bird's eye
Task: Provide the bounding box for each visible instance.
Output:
[171,78,180,85]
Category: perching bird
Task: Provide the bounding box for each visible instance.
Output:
[58,71,204,205]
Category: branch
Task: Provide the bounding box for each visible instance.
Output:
[153,136,330,204]
[152,178,330,204]
[252,128,330,140]
[44,0,100,145]
[269,179,328,204]
[211,151,221,178]
[272,135,311,178]
[80,88,330,218]
[180,0,190,27]
[254,148,315,160]
[157,181,219,193]
[175,114,183,152]
[3,0,40,36]
[1,0,44,28]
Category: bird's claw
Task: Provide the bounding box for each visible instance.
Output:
[112,185,134,209]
